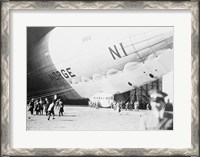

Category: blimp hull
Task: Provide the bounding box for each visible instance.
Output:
[27,27,173,102]
[27,31,81,101]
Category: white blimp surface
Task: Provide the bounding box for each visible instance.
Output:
[48,27,173,99]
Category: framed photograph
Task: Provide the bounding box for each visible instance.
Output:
[1,0,199,156]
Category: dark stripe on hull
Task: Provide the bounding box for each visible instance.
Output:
[27,28,81,101]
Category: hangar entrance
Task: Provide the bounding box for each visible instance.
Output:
[114,79,162,109]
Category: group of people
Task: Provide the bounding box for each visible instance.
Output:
[28,96,64,120]
[27,89,173,130]
[111,100,122,113]
[111,100,143,112]
[88,101,101,109]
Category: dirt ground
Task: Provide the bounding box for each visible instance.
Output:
[27,105,149,131]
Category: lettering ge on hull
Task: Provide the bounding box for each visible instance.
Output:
[48,67,76,81]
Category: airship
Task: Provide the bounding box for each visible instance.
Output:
[27,27,173,107]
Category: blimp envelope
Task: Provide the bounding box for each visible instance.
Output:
[42,27,173,99]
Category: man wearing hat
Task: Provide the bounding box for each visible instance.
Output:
[139,89,173,130]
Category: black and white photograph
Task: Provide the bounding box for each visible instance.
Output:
[27,27,174,131]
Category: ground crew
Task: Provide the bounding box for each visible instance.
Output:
[28,98,35,115]
[47,100,56,120]
[134,101,139,111]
